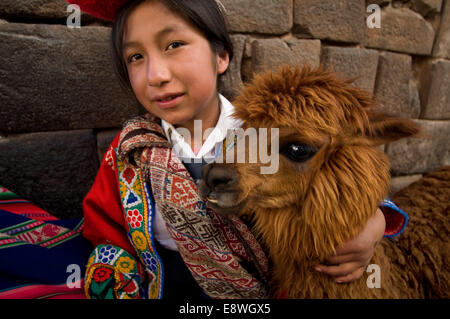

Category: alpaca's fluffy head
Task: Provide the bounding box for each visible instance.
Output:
[200,65,420,259]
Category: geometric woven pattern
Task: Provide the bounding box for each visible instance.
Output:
[118,114,270,299]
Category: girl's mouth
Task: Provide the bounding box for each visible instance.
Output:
[155,93,184,109]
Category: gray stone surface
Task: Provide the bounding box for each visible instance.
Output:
[409,79,422,119]
[0,0,101,24]
[432,0,450,58]
[373,52,418,118]
[387,120,450,175]
[0,0,68,19]
[251,38,321,75]
[364,7,435,55]
[221,0,293,34]
[219,34,246,101]
[411,0,443,16]
[294,0,365,43]
[321,46,379,93]
[96,128,121,163]
[366,0,391,7]
[0,130,99,218]
[419,59,450,119]
[0,22,141,134]
[389,174,424,195]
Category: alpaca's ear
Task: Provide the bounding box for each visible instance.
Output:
[366,112,421,145]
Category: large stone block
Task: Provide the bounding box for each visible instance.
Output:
[221,0,293,35]
[0,130,99,218]
[373,52,419,118]
[387,120,450,175]
[251,38,321,75]
[96,128,121,163]
[0,0,68,19]
[219,34,246,101]
[0,0,100,23]
[321,46,379,93]
[432,0,450,58]
[0,22,141,134]
[294,0,365,43]
[364,7,435,55]
[419,59,450,120]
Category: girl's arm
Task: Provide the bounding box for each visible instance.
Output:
[82,135,147,299]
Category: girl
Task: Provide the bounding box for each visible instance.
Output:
[67,0,409,299]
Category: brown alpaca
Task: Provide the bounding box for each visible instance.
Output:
[199,66,449,298]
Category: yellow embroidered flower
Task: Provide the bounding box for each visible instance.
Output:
[116,256,135,274]
[132,231,147,251]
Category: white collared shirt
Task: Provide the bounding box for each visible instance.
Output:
[154,94,243,250]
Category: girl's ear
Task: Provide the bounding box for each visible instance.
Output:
[216,49,230,75]
[365,112,422,146]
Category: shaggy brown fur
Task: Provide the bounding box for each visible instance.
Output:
[388,166,450,298]
[199,65,449,298]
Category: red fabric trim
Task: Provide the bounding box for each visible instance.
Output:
[82,132,137,258]
[0,280,85,299]
[0,201,58,221]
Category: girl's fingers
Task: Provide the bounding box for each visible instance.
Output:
[335,266,366,284]
[323,253,358,266]
[315,261,361,277]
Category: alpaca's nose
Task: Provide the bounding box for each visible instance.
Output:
[202,164,238,189]
[199,163,239,201]
[199,164,243,214]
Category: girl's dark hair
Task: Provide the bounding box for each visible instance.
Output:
[111,0,233,93]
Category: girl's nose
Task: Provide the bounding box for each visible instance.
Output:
[147,57,171,87]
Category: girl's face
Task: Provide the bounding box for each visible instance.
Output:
[122,0,229,128]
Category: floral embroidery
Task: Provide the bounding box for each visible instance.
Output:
[123,280,138,293]
[126,209,143,228]
[98,245,117,264]
[116,256,135,273]
[131,231,147,251]
[92,267,113,283]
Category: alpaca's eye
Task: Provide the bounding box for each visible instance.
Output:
[281,143,318,163]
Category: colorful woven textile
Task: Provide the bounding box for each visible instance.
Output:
[82,114,269,299]
[118,114,269,299]
[0,187,92,299]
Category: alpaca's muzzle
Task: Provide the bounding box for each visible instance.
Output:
[198,163,244,215]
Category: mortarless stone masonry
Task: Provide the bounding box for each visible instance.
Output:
[0,0,448,217]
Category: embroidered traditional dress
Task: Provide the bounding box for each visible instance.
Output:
[82,113,409,299]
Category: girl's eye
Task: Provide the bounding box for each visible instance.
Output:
[127,53,143,64]
[166,41,184,51]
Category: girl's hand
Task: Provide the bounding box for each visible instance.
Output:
[315,208,386,283]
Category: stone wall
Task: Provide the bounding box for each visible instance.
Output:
[0,0,449,218]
